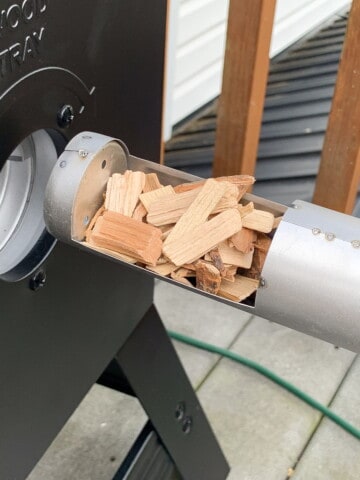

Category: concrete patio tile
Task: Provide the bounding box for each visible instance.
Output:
[28,385,146,480]
[154,280,253,388]
[292,356,360,480]
[195,316,355,480]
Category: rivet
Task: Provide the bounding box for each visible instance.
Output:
[260,278,267,288]
[59,160,67,168]
[325,232,335,241]
[312,228,321,235]
[79,149,88,158]
[351,240,360,249]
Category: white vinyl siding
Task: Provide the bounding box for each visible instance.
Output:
[164,0,351,140]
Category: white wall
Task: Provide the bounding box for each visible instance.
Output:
[163,0,351,140]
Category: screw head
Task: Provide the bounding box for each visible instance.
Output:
[57,104,75,128]
[351,240,360,249]
[312,228,321,236]
[325,232,335,241]
[79,149,88,158]
[29,270,46,291]
[175,402,186,421]
[182,416,193,435]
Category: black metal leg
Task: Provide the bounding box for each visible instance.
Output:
[115,305,230,480]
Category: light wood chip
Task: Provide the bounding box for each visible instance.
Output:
[105,171,146,217]
[147,188,200,226]
[90,210,162,266]
[147,181,237,227]
[218,241,254,268]
[195,260,221,294]
[230,228,257,253]
[163,208,242,266]
[85,204,105,242]
[172,267,196,278]
[84,241,138,264]
[242,209,274,233]
[147,262,177,276]
[218,275,259,302]
[222,265,237,282]
[166,179,228,244]
[132,202,147,221]
[238,202,254,217]
[174,175,254,198]
[140,185,176,211]
[212,182,239,213]
[143,173,163,192]
[273,216,283,229]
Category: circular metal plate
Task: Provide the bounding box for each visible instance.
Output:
[0,130,59,281]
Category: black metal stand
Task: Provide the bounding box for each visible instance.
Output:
[106,305,229,480]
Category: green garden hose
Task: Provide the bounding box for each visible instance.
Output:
[168,330,360,440]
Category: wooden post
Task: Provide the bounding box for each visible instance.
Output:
[213,0,276,177]
[313,0,360,214]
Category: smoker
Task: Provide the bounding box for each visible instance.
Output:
[0,1,229,479]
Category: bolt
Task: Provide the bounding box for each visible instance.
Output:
[325,232,335,241]
[312,228,321,235]
[57,104,75,128]
[29,270,46,292]
[182,416,193,435]
[79,149,88,158]
[175,402,186,421]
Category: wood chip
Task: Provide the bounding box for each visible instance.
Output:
[84,241,138,264]
[147,181,237,226]
[254,233,272,253]
[242,209,274,233]
[218,241,254,268]
[90,210,162,266]
[163,208,242,266]
[273,216,283,229]
[166,179,229,244]
[195,260,221,294]
[132,202,147,221]
[172,267,196,278]
[174,175,255,197]
[208,248,226,276]
[147,188,200,226]
[230,228,257,253]
[147,262,177,276]
[143,173,163,192]
[218,275,259,302]
[85,204,105,242]
[140,185,175,211]
[105,171,146,217]
[222,265,237,282]
[238,202,254,217]
[243,248,267,279]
